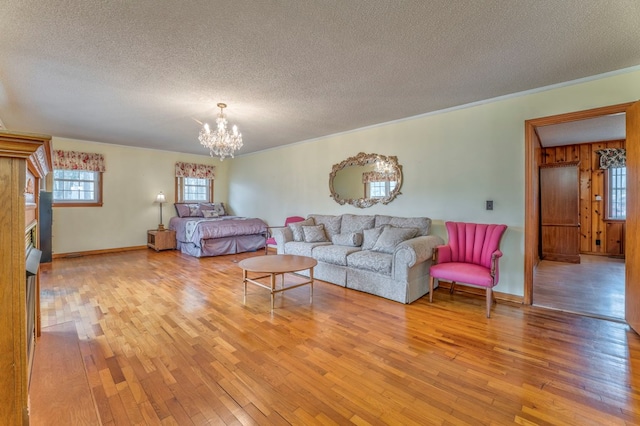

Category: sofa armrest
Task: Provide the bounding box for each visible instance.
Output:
[392,235,444,280]
[272,227,293,254]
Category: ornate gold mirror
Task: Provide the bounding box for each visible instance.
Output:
[329,152,403,208]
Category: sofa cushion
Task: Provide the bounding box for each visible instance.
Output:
[313,245,361,266]
[347,251,393,275]
[361,227,385,250]
[289,218,315,242]
[308,214,342,239]
[341,214,375,234]
[375,215,431,236]
[284,241,331,257]
[331,232,363,247]
[371,227,419,254]
[303,224,328,243]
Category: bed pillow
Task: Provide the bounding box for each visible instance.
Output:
[361,227,385,250]
[212,202,226,216]
[302,225,328,243]
[199,202,226,217]
[331,232,363,247]
[371,227,418,254]
[175,203,202,217]
[289,218,315,242]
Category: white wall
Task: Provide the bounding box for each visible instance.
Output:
[227,68,640,297]
[51,138,229,254]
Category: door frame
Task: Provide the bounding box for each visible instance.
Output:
[524,102,634,304]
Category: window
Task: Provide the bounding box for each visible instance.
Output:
[53,170,103,206]
[176,177,213,202]
[175,162,216,202]
[607,166,626,220]
[367,180,397,198]
[52,150,105,207]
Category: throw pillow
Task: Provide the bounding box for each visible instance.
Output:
[302,224,328,243]
[371,227,419,254]
[361,227,385,250]
[289,218,315,242]
[202,209,219,218]
[331,232,363,247]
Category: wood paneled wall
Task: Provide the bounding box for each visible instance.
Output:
[541,140,625,256]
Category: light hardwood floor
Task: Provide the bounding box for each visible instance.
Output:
[32,249,640,425]
[533,254,625,320]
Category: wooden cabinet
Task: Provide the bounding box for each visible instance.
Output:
[0,130,51,425]
[147,229,176,251]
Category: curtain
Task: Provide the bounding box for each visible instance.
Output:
[362,171,397,183]
[53,150,106,172]
[175,162,216,178]
[596,148,626,169]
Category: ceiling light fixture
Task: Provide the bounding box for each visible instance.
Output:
[198,103,243,161]
[374,156,395,176]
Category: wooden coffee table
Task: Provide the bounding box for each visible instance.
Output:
[238,254,317,311]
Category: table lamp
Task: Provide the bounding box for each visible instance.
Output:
[155,191,166,231]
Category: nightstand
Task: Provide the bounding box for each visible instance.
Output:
[147,229,176,251]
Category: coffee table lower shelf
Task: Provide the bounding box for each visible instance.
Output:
[238,255,317,311]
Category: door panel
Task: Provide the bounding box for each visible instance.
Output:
[540,162,580,263]
[626,101,640,333]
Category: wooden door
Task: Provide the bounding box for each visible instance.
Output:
[540,162,580,263]
[626,101,640,333]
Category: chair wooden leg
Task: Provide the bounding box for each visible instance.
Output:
[429,276,434,303]
[486,287,492,318]
[449,281,456,294]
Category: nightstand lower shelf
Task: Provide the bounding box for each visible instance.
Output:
[147,229,176,251]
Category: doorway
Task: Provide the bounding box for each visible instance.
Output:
[524,103,633,320]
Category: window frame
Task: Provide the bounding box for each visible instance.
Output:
[605,166,626,221]
[175,176,214,203]
[52,169,103,207]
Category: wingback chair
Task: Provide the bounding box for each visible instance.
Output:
[265,216,305,254]
[429,222,507,317]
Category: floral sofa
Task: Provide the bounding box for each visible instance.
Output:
[272,214,444,303]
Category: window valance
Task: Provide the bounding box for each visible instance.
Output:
[596,148,626,169]
[175,162,215,179]
[53,150,106,172]
[362,171,397,183]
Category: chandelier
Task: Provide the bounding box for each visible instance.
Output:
[198,103,243,161]
[374,156,395,176]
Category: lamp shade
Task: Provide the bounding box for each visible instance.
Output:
[155,192,166,203]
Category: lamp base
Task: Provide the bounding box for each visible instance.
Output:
[157,224,165,231]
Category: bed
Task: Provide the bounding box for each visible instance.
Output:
[169,203,267,257]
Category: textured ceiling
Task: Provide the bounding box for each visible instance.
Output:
[1,1,639,157]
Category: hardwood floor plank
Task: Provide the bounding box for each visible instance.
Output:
[32,249,640,424]
[29,322,101,426]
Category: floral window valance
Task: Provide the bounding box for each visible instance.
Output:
[596,148,626,169]
[175,162,215,179]
[362,171,397,183]
[53,150,106,172]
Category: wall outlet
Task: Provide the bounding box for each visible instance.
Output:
[486,200,493,210]
[595,239,601,246]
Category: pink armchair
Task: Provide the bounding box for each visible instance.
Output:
[429,222,507,317]
[264,216,305,254]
